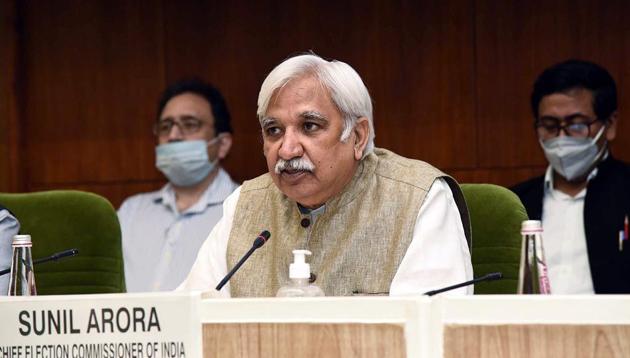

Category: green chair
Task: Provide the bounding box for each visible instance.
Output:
[0,190,125,294]
[460,183,528,294]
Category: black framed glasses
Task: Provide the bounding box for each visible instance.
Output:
[153,117,206,137]
[535,115,601,139]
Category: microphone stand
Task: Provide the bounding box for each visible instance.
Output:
[424,272,503,296]
[0,248,79,276]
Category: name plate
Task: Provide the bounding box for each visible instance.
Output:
[0,292,202,358]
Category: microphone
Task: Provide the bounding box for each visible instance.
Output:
[0,248,79,276]
[423,272,503,296]
[215,230,270,291]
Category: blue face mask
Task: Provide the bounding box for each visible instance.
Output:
[155,139,219,187]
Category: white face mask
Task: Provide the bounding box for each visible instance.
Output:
[155,137,220,187]
[540,125,606,181]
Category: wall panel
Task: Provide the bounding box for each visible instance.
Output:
[162,0,478,184]
[19,0,166,206]
[8,0,630,208]
[0,0,21,192]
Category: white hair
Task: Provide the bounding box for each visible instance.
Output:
[257,53,375,157]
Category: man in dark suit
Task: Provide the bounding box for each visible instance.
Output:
[512,60,630,294]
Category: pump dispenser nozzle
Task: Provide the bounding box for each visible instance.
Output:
[289,249,311,279]
[277,249,324,297]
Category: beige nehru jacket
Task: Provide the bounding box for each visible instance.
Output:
[226,148,471,297]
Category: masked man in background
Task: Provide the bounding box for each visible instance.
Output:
[118,79,238,292]
[512,60,630,294]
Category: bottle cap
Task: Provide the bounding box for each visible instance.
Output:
[289,250,311,279]
[12,234,32,247]
[521,220,543,234]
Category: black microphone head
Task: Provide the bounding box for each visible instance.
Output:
[486,272,503,281]
[51,248,79,260]
[252,230,271,249]
[63,248,79,257]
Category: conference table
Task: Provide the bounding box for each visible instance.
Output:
[1,293,629,357]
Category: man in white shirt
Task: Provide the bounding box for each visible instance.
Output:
[180,54,472,297]
[512,60,630,293]
[119,79,239,292]
[0,205,20,294]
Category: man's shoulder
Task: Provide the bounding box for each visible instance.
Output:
[602,157,630,178]
[240,173,274,193]
[373,148,445,191]
[510,175,545,198]
[593,157,630,196]
[121,189,162,204]
[118,188,164,213]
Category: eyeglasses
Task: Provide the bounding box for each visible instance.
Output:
[535,115,601,139]
[153,117,206,137]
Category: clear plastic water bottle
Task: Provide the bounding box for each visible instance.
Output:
[517,220,551,294]
[276,250,324,297]
[8,234,37,296]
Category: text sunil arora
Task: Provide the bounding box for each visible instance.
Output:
[18,307,161,336]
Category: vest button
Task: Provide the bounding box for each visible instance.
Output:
[300,218,310,228]
[309,273,317,283]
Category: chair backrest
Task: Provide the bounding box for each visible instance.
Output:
[460,183,528,294]
[0,190,125,294]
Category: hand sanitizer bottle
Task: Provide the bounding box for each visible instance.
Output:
[276,250,325,297]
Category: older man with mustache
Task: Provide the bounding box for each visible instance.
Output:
[179,53,473,296]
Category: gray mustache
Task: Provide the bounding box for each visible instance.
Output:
[275,157,315,174]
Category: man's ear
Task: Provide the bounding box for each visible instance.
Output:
[353,117,370,160]
[605,111,618,141]
[216,133,233,160]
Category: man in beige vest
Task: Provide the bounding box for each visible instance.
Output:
[179,53,473,296]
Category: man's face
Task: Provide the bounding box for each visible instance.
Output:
[537,88,616,148]
[157,92,221,160]
[261,76,365,208]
